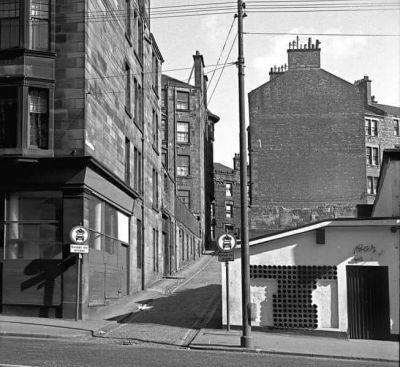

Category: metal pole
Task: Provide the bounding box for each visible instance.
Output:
[75,254,81,321]
[237,0,252,348]
[226,261,230,331]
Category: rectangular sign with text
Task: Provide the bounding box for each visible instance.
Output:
[70,244,89,254]
[218,252,234,262]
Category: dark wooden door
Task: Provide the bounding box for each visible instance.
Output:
[347,266,390,340]
[163,232,169,276]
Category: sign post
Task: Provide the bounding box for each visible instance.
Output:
[217,234,237,331]
[69,225,90,321]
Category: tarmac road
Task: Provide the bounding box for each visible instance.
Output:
[0,337,397,367]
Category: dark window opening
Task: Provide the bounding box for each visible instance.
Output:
[0,0,19,49]
[0,87,18,148]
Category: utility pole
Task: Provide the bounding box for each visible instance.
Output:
[237,0,252,348]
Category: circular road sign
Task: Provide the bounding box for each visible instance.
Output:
[217,233,237,252]
[69,225,90,244]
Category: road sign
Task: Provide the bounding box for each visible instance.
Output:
[70,244,89,253]
[218,251,234,262]
[69,225,90,244]
[217,234,237,252]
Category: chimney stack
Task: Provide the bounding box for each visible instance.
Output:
[193,50,205,92]
[269,64,287,80]
[354,75,372,106]
[233,153,240,171]
[287,37,321,70]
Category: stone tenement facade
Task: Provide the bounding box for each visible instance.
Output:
[355,76,400,203]
[162,54,219,250]
[0,0,202,319]
[248,38,400,237]
[211,154,242,248]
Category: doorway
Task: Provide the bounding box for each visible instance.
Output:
[347,266,390,340]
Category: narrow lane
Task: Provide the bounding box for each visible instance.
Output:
[102,255,222,346]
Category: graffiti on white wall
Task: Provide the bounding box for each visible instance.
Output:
[351,244,383,262]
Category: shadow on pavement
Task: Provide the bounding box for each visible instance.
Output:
[114,284,222,329]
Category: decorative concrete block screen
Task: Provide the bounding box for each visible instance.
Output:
[250,265,337,329]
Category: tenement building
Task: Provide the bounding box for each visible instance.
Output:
[211,154,241,247]
[0,0,202,319]
[161,53,219,250]
[248,37,400,237]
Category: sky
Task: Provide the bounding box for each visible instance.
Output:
[150,0,400,168]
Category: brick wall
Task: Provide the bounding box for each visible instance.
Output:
[249,65,366,236]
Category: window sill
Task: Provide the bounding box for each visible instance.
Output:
[176,108,190,112]
[177,142,190,146]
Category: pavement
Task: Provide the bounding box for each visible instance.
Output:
[1,252,399,363]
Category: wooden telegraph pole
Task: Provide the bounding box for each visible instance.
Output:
[237,0,252,348]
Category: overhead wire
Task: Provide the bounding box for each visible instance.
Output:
[208,33,238,105]
[207,16,237,92]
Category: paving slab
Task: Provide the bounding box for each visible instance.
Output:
[190,328,400,362]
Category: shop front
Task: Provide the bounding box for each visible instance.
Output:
[0,157,137,319]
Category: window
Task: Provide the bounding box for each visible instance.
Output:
[134,79,142,126]
[30,0,49,50]
[125,137,130,184]
[136,219,142,269]
[125,0,131,41]
[367,176,378,195]
[210,202,215,217]
[176,91,189,110]
[152,110,158,150]
[365,118,378,136]
[29,88,48,149]
[161,89,166,109]
[177,122,189,143]
[137,17,143,60]
[0,0,19,49]
[225,224,234,233]
[134,147,142,194]
[125,63,131,115]
[177,155,190,176]
[210,225,215,241]
[152,168,158,209]
[161,118,167,145]
[178,190,190,208]
[394,119,400,136]
[225,203,233,218]
[153,228,159,272]
[87,197,129,254]
[0,87,18,148]
[2,191,62,259]
[226,182,233,197]
[152,52,159,92]
[366,146,379,165]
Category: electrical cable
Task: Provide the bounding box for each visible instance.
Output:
[208,33,238,105]
[207,16,237,92]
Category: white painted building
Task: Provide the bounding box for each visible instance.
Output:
[223,150,400,340]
